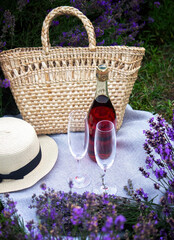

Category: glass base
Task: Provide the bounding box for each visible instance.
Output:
[93,182,117,195]
[68,172,91,189]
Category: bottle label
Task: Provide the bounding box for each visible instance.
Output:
[97,88,105,95]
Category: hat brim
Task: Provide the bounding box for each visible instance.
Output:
[0,135,58,193]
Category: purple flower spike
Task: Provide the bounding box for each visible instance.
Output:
[136,188,148,201]
[115,215,126,231]
[102,216,113,233]
[69,180,73,189]
[52,20,59,26]
[154,2,161,8]
[71,206,84,225]
[142,111,174,201]
[0,78,10,88]
[166,190,174,204]
[40,183,47,191]
[167,125,174,141]
[148,17,155,23]
[154,168,167,180]
[17,0,30,11]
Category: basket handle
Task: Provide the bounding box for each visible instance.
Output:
[41,6,96,54]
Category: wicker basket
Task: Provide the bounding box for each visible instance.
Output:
[0,6,145,135]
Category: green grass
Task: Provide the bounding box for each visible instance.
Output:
[130,41,174,123]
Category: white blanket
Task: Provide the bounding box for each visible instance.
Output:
[2,105,161,225]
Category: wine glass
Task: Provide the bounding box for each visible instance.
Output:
[94,120,117,194]
[68,110,91,188]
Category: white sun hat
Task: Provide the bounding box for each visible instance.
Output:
[0,117,58,193]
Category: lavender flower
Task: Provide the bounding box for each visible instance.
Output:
[102,216,113,233]
[17,0,30,11]
[40,183,46,191]
[52,20,59,26]
[148,17,155,23]
[27,185,130,238]
[57,0,146,47]
[133,217,158,239]
[68,179,73,190]
[0,194,26,239]
[139,167,150,178]
[2,173,173,239]
[166,190,174,205]
[2,10,15,37]
[154,168,167,180]
[114,215,126,231]
[141,112,174,196]
[154,1,161,8]
[139,111,174,237]
[71,205,84,225]
[0,78,10,88]
[167,118,174,141]
[0,41,6,52]
[135,188,148,201]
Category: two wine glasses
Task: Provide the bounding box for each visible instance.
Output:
[68,110,117,194]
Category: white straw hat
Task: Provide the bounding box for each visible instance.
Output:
[0,117,58,193]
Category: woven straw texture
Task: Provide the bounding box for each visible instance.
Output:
[0,6,145,135]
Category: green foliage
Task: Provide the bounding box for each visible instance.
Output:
[140,0,174,45]
[0,0,72,49]
[130,42,174,122]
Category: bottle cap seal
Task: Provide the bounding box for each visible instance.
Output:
[96,64,109,82]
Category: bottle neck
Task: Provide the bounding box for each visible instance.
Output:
[95,79,109,99]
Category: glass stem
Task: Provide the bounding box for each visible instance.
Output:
[77,159,81,178]
[102,169,107,191]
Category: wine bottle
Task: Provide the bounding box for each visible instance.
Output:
[87,64,116,162]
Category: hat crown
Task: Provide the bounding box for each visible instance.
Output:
[0,117,40,174]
